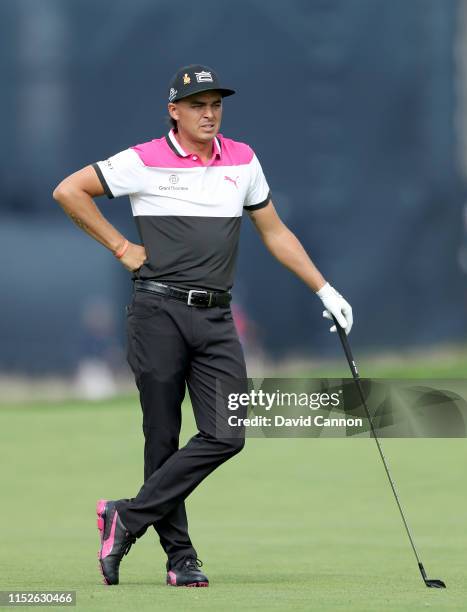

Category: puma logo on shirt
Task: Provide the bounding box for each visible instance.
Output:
[224,175,239,189]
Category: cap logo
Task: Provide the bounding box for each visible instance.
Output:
[168,88,177,101]
[195,70,213,83]
[183,73,191,85]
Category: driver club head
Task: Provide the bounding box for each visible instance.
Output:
[424,579,446,589]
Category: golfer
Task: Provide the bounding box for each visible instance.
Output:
[53,64,353,587]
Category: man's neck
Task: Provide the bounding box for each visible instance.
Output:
[174,129,214,163]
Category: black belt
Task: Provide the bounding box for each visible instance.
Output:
[134,280,232,308]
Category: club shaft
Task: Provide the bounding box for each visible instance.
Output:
[332,318,422,566]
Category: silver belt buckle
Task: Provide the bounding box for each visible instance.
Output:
[187,289,210,306]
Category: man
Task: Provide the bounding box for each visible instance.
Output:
[53,64,353,588]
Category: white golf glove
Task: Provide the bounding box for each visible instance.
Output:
[317,282,353,334]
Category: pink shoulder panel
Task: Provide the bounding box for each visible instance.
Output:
[213,136,254,166]
[131,137,190,168]
[131,134,254,168]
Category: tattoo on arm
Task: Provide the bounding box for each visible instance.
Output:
[68,211,91,234]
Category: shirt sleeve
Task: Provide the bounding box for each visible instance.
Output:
[92,148,144,199]
[243,153,271,211]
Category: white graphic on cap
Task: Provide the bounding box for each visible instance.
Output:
[169,88,177,101]
[195,71,213,83]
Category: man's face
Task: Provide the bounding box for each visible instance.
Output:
[168,91,223,143]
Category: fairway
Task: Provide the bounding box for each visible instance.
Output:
[0,393,466,611]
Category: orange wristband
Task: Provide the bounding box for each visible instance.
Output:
[115,239,129,259]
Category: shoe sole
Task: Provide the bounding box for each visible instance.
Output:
[166,582,209,587]
[96,499,110,586]
[166,571,208,587]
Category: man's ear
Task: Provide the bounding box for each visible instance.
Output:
[168,102,178,121]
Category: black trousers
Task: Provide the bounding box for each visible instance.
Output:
[116,287,247,568]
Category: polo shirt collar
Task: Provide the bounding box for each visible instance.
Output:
[166,128,222,160]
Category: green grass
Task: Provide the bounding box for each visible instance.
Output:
[289,346,467,379]
[1,366,466,610]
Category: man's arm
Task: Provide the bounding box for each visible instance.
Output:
[248,200,326,292]
[52,166,146,272]
[247,200,353,333]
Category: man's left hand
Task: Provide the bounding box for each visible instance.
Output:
[317,282,353,334]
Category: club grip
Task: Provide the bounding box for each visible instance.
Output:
[331,315,359,379]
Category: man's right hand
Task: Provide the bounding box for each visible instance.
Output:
[119,242,148,272]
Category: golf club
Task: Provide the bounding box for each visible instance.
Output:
[331,315,446,589]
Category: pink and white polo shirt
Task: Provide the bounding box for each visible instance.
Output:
[93,129,271,291]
